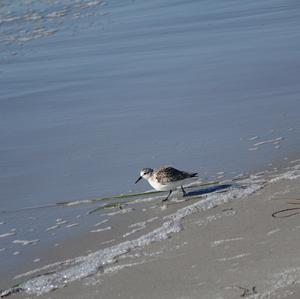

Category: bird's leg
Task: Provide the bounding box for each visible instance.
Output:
[162,190,172,202]
[181,186,187,197]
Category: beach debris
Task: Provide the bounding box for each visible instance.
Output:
[272,207,300,218]
[87,202,124,215]
[286,198,300,205]
[272,198,300,218]
[234,285,257,297]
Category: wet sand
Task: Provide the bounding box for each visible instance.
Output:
[3,164,300,298]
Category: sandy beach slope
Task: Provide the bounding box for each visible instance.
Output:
[7,167,300,299]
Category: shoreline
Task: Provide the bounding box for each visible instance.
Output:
[1,0,300,297]
[2,161,300,298]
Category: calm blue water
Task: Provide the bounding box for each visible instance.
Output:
[1,0,300,210]
[1,0,300,285]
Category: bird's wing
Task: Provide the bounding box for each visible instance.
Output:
[155,166,193,184]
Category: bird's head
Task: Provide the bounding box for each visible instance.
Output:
[135,168,153,183]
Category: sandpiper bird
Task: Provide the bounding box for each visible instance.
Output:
[135,166,198,201]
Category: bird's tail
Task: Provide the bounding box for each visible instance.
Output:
[190,172,198,178]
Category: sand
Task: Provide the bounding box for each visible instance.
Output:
[6,168,300,299]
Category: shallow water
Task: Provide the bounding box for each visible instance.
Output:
[1,0,300,289]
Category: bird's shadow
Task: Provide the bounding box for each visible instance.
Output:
[186,184,232,197]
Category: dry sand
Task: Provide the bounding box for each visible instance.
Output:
[9,169,300,299]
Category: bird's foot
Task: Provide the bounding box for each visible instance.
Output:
[181,186,187,197]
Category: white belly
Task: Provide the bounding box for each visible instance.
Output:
[148,177,186,191]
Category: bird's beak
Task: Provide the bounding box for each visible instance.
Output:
[135,176,142,184]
